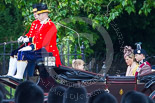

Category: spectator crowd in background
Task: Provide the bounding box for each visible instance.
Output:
[0,81,154,103]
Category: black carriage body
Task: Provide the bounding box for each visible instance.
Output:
[0,65,155,103]
[39,65,155,102]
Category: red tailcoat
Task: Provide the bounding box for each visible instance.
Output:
[135,61,152,76]
[19,20,40,48]
[25,20,40,46]
[32,19,61,67]
[26,20,40,38]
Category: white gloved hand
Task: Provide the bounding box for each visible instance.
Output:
[19,46,32,51]
[17,36,24,43]
[23,37,29,43]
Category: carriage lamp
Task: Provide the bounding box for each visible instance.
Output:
[44,56,56,66]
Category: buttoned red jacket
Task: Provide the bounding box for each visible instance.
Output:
[26,20,40,38]
[25,20,40,46]
[31,19,61,67]
[135,61,152,76]
[19,20,40,48]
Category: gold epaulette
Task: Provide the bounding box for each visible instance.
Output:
[44,18,51,25]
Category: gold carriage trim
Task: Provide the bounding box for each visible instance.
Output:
[119,89,124,95]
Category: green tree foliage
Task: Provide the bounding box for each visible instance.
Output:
[0,0,155,62]
[0,0,25,42]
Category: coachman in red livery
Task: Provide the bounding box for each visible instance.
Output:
[5,4,40,77]
[11,3,61,80]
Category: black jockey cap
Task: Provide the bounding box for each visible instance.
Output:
[37,3,50,14]
[134,42,147,56]
[32,4,38,12]
[134,49,147,56]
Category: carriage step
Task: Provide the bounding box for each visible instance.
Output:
[0,76,22,89]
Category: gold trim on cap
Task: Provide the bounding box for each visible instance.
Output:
[33,8,37,12]
[37,10,50,14]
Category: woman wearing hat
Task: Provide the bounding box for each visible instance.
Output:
[123,46,139,76]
